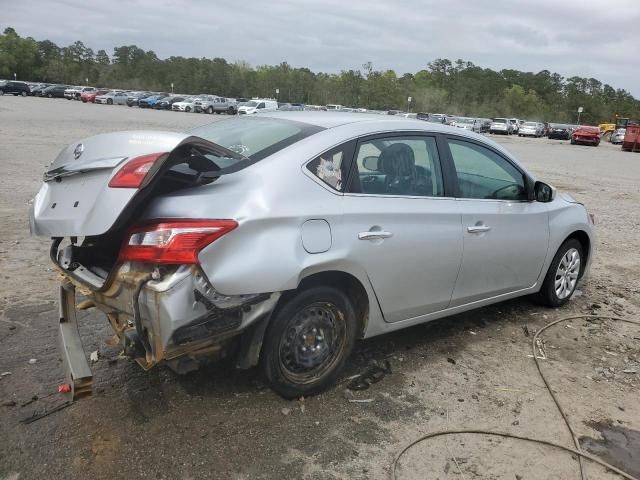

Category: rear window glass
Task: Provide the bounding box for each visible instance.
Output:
[189,117,324,163]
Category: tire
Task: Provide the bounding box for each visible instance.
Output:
[537,239,583,308]
[228,107,236,115]
[21,91,27,97]
[186,106,191,112]
[0,90,4,96]
[107,98,113,105]
[261,286,357,398]
[47,93,52,98]
[206,106,213,114]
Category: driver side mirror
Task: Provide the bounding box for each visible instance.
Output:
[362,156,380,172]
[534,181,556,203]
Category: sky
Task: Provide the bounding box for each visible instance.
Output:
[3,0,640,96]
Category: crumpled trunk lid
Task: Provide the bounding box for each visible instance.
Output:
[30,131,192,237]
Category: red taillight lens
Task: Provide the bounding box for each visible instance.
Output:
[119,220,238,264]
[108,152,166,188]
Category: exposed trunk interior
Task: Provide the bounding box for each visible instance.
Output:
[52,142,235,288]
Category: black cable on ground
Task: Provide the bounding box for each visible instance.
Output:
[391,314,640,480]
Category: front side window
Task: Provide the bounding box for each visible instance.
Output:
[347,136,444,197]
[447,139,526,201]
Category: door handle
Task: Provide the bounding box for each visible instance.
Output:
[358,231,393,240]
[467,225,491,233]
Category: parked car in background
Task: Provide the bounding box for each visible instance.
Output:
[454,117,482,133]
[138,94,167,109]
[28,83,49,96]
[479,118,492,133]
[154,96,185,110]
[30,112,595,399]
[65,86,95,100]
[571,126,601,146]
[95,91,128,105]
[40,85,68,98]
[81,88,110,103]
[518,122,544,137]
[279,103,305,111]
[238,99,278,114]
[547,124,571,140]
[326,104,343,110]
[489,118,512,135]
[426,113,447,124]
[611,128,626,144]
[126,92,151,107]
[0,80,30,96]
[172,96,198,112]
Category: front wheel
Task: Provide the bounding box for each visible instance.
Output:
[537,239,583,307]
[261,286,357,398]
[107,98,113,105]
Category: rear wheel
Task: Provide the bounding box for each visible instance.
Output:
[21,91,27,97]
[186,106,191,112]
[107,98,113,105]
[261,286,357,398]
[228,107,236,115]
[47,93,52,98]
[537,239,583,307]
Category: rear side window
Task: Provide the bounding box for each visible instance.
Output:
[306,142,355,192]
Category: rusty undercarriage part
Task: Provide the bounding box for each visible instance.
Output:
[58,279,93,401]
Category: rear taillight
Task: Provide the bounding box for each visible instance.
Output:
[108,152,166,188]
[119,220,237,264]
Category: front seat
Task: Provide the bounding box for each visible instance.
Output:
[378,143,417,195]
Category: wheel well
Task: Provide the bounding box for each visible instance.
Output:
[293,271,370,338]
[565,230,590,276]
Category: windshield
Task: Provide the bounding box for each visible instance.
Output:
[456,118,474,124]
[245,100,260,107]
[188,117,325,169]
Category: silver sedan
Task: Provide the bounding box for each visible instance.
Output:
[94,90,128,105]
[30,112,595,399]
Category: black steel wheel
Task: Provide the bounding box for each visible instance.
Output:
[262,286,357,398]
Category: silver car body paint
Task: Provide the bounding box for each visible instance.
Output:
[30,112,595,392]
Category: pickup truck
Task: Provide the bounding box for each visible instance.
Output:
[194,95,238,114]
[65,86,95,100]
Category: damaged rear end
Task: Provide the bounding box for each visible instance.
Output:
[31,130,279,399]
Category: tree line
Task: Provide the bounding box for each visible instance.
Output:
[1,27,638,124]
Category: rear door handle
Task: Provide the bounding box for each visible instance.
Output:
[358,231,393,240]
[467,225,491,233]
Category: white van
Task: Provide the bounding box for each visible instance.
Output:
[238,99,278,115]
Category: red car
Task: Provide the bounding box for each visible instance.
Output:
[80,89,110,103]
[571,126,600,146]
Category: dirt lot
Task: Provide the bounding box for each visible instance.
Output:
[1,96,639,480]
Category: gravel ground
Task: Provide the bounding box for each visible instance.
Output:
[1,96,639,480]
